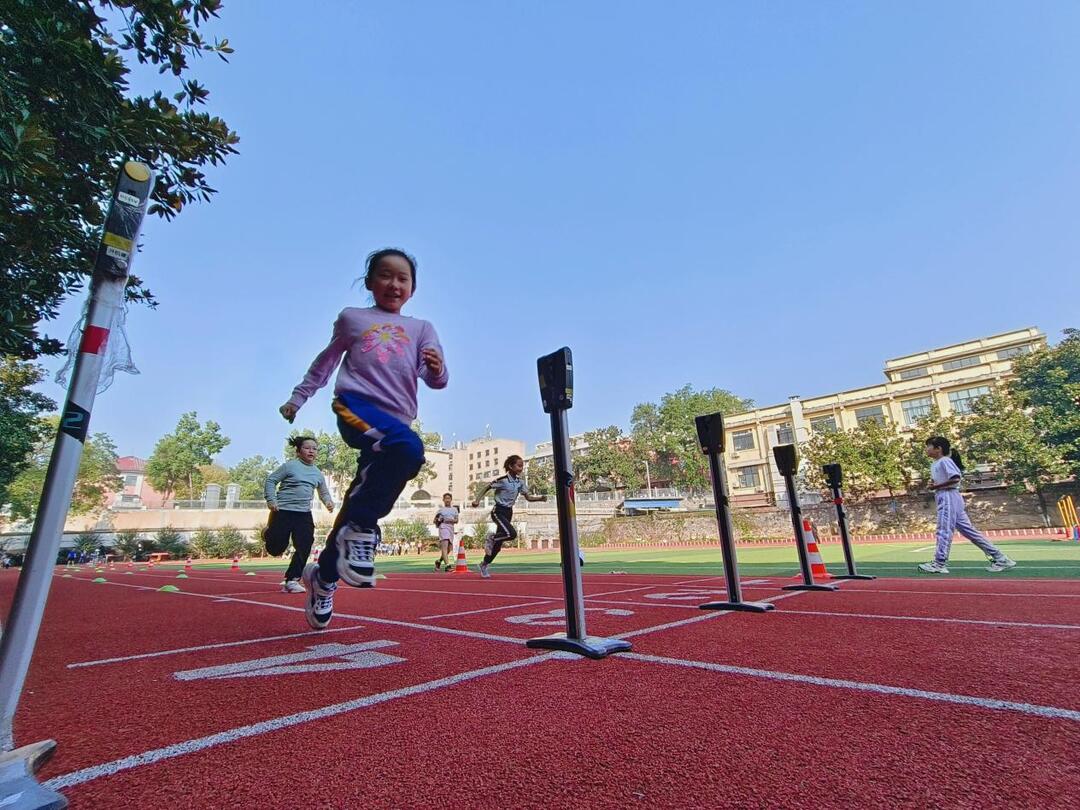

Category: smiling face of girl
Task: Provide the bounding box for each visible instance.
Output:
[296,439,319,464]
[366,254,414,314]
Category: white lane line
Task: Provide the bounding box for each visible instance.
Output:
[909,545,936,553]
[623,652,1080,722]
[614,591,805,639]
[44,653,559,791]
[776,609,1080,631]
[844,588,1080,599]
[67,626,367,668]
[420,601,554,620]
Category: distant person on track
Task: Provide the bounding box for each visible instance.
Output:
[434,493,459,571]
[471,455,546,578]
[263,436,335,593]
[279,248,448,629]
[918,436,1016,575]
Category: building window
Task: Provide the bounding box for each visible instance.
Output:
[731,430,754,451]
[948,385,991,415]
[855,405,886,425]
[899,367,928,380]
[485,450,490,456]
[775,423,794,444]
[997,346,1031,360]
[942,355,981,371]
[123,473,139,488]
[736,467,760,489]
[901,396,933,426]
[810,416,837,434]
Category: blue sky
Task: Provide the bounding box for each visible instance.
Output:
[39,1,1080,465]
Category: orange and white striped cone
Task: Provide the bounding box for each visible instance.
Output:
[185,558,192,572]
[230,556,240,572]
[452,541,469,573]
[147,558,154,570]
[126,560,133,569]
[803,519,831,580]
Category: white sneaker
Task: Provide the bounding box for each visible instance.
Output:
[302,563,336,629]
[918,561,950,574]
[479,561,491,578]
[282,580,305,594]
[987,558,1017,573]
[335,523,378,587]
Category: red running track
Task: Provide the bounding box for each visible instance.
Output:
[1,568,1078,808]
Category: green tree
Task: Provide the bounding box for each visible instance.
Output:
[0,0,238,360]
[801,420,909,501]
[73,531,101,557]
[382,518,430,548]
[962,390,1068,526]
[1011,329,1080,476]
[146,412,229,500]
[189,529,216,559]
[229,455,278,500]
[466,517,491,550]
[575,426,643,492]
[215,525,247,558]
[525,456,555,496]
[630,385,753,491]
[111,529,141,560]
[0,357,55,506]
[154,526,187,559]
[6,422,121,521]
[901,405,961,484]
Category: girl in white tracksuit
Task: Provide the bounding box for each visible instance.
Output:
[918,436,1016,575]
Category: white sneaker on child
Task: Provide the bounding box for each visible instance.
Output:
[282,580,305,594]
[479,562,491,578]
[986,557,1017,573]
[918,560,950,574]
[302,563,336,629]
[335,523,378,587]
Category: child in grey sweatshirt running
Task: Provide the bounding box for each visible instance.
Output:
[263,436,335,592]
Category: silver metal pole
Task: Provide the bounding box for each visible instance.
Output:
[0,161,152,808]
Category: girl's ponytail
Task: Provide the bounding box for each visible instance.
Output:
[949,449,965,471]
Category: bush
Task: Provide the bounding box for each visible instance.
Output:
[190,529,216,559]
[73,531,102,556]
[463,519,491,550]
[216,525,247,559]
[112,529,142,560]
[382,518,430,548]
[154,527,187,559]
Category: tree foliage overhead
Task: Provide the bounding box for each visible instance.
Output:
[0,356,55,505]
[0,0,238,359]
[145,411,229,500]
[574,425,642,492]
[1011,328,1080,476]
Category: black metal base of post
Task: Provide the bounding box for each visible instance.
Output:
[829,573,876,580]
[0,740,68,809]
[699,600,775,613]
[526,634,633,659]
[781,582,839,591]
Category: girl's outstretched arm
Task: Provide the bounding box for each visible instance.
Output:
[282,312,350,415]
[416,321,448,389]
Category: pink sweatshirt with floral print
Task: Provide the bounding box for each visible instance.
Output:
[287,307,448,425]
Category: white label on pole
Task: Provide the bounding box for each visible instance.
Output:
[105,246,130,261]
[172,640,404,681]
[117,191,141,207]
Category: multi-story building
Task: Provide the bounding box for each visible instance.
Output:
[399,436,526,507]
[110,456,170,509]
[721,327,1046,507]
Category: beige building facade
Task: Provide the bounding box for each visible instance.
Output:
[399,436,526,507]
[721,328,1046,506]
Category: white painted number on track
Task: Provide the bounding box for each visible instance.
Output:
[173,641,405,681]
[506,608,635,626]
[645,581,770,601]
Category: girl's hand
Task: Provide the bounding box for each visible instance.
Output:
[325,502,335,512]
[421,348,444,377]
[268,503,279,512]
[279,403,298,423]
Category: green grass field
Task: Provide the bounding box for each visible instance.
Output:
[167,539,1080,579]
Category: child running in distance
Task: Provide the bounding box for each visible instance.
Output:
[434,493,459,571]
[918,436,1016,575]
[263,436,335,593]
[471,455,546,578]
[279,248,448,628]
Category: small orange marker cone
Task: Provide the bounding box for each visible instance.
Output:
[230,556,240,572]
[452,541,469,574]
[147,558,154,570]
[185,557,193,572]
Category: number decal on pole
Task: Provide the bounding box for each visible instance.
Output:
[59,403,90,443]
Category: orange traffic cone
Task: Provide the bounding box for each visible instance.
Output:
[230,556,240,572]
[126,560,133,569]
[185,557,193,572]
[452,541,469,573]
[803,519,831,580]
[147,558,154,570]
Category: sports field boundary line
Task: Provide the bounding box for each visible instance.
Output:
[420,600,554,620]
[44,653,561,791]
[775,609,1080,631]
[841,587,1080,599]
[623,652,1080,722]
